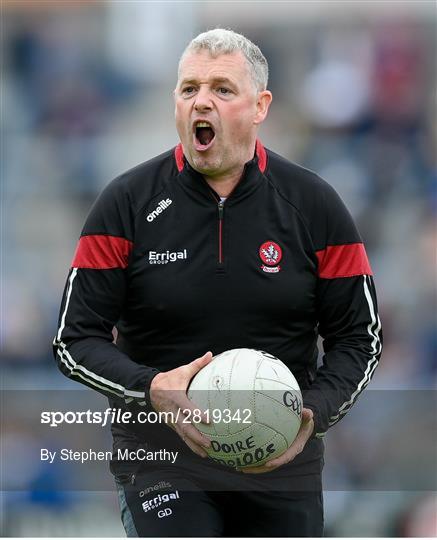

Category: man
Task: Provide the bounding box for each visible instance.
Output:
[54,29,382,537]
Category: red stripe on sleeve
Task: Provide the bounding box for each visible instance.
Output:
[316,243,372,279]
[71,235,133,269]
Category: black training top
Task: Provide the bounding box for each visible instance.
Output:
[53,140,382,475]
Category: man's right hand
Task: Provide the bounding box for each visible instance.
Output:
[149,351,213,458]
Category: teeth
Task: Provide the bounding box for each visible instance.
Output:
[196,122,211,128]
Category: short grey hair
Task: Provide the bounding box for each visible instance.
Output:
[179,28,269,92]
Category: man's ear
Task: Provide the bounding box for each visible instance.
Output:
[254,91,273,125]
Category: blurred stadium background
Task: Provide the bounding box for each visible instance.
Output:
[1,0,436,537]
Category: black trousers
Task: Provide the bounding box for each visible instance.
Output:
[115,467,323,537]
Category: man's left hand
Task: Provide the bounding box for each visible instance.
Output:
[239,408,315,474]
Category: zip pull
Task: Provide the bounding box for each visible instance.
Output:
[218,200,224,219]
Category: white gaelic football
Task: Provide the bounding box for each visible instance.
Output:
[187,348,302,468]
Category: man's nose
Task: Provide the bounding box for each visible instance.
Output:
[194,86,213,112]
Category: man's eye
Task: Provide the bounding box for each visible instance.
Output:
[217,87,231,95]
[182,86,195,95]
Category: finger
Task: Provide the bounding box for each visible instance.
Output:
[174,424,210,457]
[185,351,213,379]
[167,421,177,432]
[302,407,314,420]
[177,395,211,424]
[265,449,297,468]
[239,464,277,474]
[265,431,309,469]
[183,422,211,448]
[190,402,211,425]
[181,400,211,424]
[241,411,316,473]
[175,420,211,449]
[183,437,209,458]
[295,416,315,442]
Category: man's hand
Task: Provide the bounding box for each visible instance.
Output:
[239,408,315,474]
[149,351,213,458]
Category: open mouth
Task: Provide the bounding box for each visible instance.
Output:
[193,121,216,151]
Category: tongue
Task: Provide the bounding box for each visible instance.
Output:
[197,127,214,146]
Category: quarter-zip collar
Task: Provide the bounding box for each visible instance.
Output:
[175,139,268,205]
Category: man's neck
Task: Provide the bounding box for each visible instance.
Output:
[202,142,257,198]
[203,166,245,198]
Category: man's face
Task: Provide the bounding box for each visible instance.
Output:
[174,50,271,178]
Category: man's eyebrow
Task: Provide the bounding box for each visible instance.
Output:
[212,77,235,85]
[178,78,197,87]
[179,76,236,86]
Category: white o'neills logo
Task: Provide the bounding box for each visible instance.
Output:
[259,241,282,273]
[147,198,172,222]
[139,481,172,499]
[148,249,187,264]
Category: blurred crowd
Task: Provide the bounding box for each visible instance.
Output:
[1,1,436,537]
